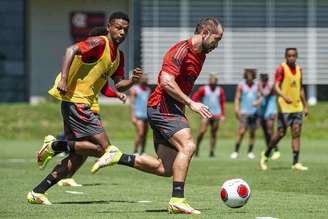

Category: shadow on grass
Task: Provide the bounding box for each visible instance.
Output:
[271,166,290,171]
[54,200,137,205]
[81,183,105,187]
[98,208,211,214]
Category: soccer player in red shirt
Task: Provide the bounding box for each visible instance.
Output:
[92,17,224,214]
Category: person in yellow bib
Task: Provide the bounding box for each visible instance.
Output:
[260,48,309,171]
[27,12,143,205]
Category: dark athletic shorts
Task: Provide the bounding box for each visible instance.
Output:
[61,101,104,139]
[277,112,303,129]
[147,106,189,152]
[240,114,258,129]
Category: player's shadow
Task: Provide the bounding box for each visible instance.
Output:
[81,183,105,187]
[271,166,290,171]
[54,199,137,205]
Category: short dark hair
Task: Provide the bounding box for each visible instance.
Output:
[244,69,257,79]
[88,26,108,37]
[260,73,269,81]
[109,11,129,23]
[285,48,298,58]
[194,17,221,34]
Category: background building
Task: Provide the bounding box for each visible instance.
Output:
[0,0,327,102]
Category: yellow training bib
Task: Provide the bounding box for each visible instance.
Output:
[48,36,120,106]
[277,63,303,113]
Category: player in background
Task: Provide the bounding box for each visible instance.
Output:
[258,73,280,160]
[192,74,225,157]
[230,69,262,160]
[130,75,151,155]
[91,17,224,214]
[260,48,309,171]
[27,12,143,205]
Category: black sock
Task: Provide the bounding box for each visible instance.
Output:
[234,143,240,152]
[265,147,273,157]
[51,140,75,153]
[140,146,145,154]
[172,181,185,198]
[248,144,254,153]
[274,146,279,152]
[118,154,135,167]
[293,150,299,165]
[33,174,59,194]
[209,150,214,157]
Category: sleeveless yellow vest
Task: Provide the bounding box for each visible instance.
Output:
[277,63,303,113]
[48,36,120,106]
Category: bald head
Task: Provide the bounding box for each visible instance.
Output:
[194,17,223,34]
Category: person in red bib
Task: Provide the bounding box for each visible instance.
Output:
[260,48,309,171]
[192,74,225,157]
[92,17,224,214]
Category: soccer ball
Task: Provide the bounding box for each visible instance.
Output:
[220,178,251,208]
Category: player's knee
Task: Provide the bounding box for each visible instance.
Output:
[278,129,286,137]
[292,129,301,138]
[183,142,197,156]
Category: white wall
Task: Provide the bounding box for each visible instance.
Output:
[28,0,129,97]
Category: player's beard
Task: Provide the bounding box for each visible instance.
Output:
[202,40,215,54]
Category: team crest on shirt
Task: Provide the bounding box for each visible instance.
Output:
[290,79,297,87]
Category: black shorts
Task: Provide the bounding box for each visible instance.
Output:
[240,114,258,129]
[147,106,189,152]
[61,101,105,139]
[277,112,303,129]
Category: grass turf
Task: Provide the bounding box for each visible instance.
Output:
[0,138,327,219]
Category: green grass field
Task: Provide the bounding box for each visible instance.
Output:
[0,103,327,218]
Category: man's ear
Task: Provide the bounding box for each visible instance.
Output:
[106,23,111,32]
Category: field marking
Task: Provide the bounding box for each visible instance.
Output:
[65,191,84,195]
[137,200,152,203]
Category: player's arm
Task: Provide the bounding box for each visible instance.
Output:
[234,84,242,120]
[101,81,127,103]
[111,52,143,92]
[129,88,137,124]
[160,72,212,119]
[274,67,292,104]
[57,44,81,94]
[253,84,263,107]
[191,86,205,102]
[220,87,225,121]
[300,70,308,117]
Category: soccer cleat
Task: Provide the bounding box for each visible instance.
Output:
[27,191,52,205]
[37,135,56,170]
[260,151,269,170]
[168,198,201,215]
[292,163,308,171]
[91,145,122,174]
[57,178,82,187]
[247,152,255,160]
[230,152,238,159]
[271,151,281,160]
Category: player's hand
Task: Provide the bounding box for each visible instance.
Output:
[57,79,67,94]
[117,92,127,103]
[131,67,143,83]
[283,95,293,104]
[220,116,225,124]
[190,101,212,119]
[303,106,309,118]
[235,110,241,120]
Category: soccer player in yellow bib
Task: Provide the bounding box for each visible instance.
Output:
[27,12,143,205]
[260,48,309,171]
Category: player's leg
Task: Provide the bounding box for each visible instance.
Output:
[27,153,87,204]
[290,113,307,170]
[260,117,271,147]
[140,120,148,154]
[209,119,219,157]
[247,126,256,159]
[231,116,246,159]
[133,119,143,154]
[195,118,208,157]
[267,115,280,160]
[260,113,287,170]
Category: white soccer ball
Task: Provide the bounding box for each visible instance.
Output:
[220,178,251,208]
